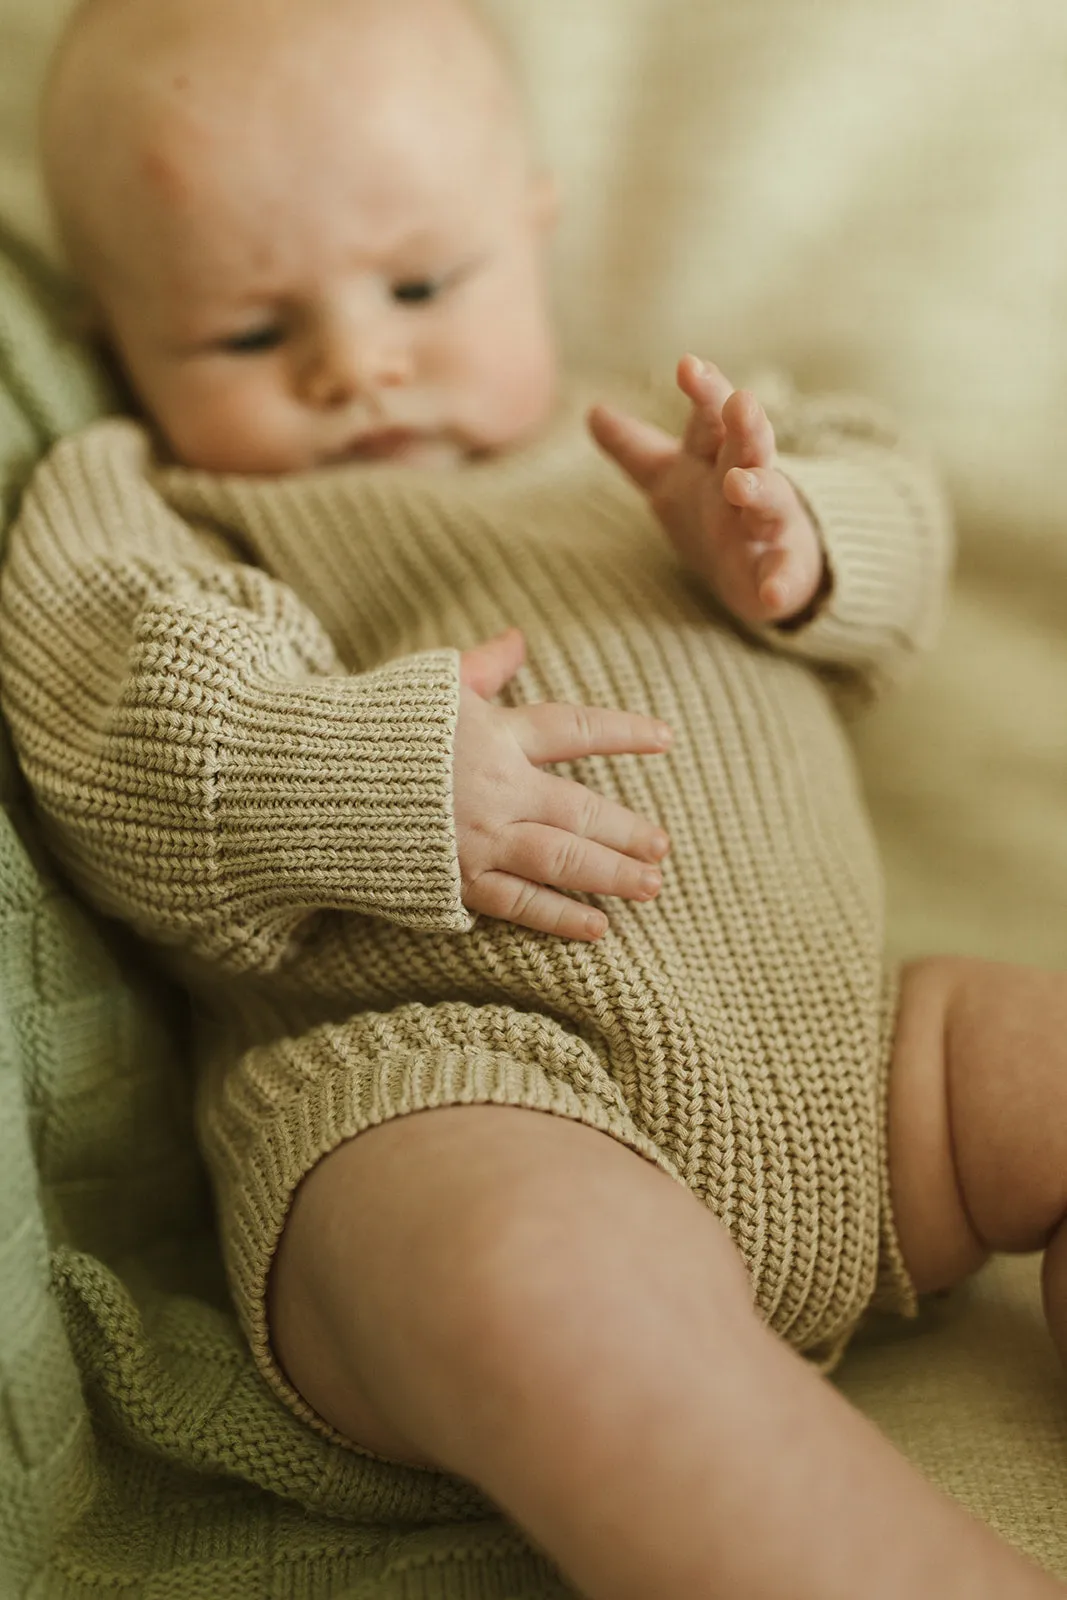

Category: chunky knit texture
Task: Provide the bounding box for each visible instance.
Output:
[0,373,950,1443]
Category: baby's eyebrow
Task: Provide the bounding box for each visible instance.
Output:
[385,225,439,252]
[369,218,478,262]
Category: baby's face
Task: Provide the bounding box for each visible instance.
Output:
[55,1,559,474]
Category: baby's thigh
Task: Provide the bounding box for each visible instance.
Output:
[268,1102,745,1468]
[199,1001,681,1459]
[887,956,1067,1295]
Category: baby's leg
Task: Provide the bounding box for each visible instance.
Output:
[890,958,1067,1352]
[270,1104,1062,1599]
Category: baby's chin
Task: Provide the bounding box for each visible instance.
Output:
[158,429,466,476]
[158,406,559,476]
[322,432,469,472]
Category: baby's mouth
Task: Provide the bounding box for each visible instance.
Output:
[337,428,423,463]
[326,429,467,471]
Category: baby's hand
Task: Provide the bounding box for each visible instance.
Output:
[589,356,827,628]
[455,629,671,942]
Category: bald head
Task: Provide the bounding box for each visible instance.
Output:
[41,0,520,285]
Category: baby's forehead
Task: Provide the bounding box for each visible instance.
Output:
[46,0,522,282]
[51,0,518,184]
[53,0,510,115]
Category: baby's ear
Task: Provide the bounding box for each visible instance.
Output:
[529,170,560,233]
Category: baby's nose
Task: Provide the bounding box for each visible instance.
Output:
[304,335,413,408]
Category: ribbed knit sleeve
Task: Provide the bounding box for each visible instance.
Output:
[756,375,954,703]
[0,421,472,974]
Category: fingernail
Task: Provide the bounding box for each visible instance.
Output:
[655,722,672,746]
[650,831,670,859]
[586,912,608,939]
[638,870,662,898]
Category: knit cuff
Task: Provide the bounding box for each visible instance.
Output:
[215,648,473,935]
[759,449,939,674]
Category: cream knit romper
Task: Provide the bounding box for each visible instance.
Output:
[0,375,951,1436]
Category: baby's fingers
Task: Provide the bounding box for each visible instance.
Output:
[755,548,816,619]
[466,810,668,941]
[518,701,672,766]
[464,874,611,942]
[499,824,664,902]
[588,404,679,493]
[723,466,794,530]
[533,769,670,865]
[677,355,734,459]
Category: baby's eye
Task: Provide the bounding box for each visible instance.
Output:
[220,325,286,355]
[391,278,442,307]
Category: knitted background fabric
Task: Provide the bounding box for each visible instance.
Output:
[0,0,1066,1594]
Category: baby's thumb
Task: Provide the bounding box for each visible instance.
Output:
[459,627,526,698]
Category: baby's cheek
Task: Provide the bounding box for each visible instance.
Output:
[162,378,296,473]
[475,332,559,450]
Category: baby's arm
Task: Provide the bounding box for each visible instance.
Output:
[591,357,953,704]
[0,421,669,970]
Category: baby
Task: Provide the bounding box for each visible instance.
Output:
[4,0,1067,1596]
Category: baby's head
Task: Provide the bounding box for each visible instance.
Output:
[42,0,559,473]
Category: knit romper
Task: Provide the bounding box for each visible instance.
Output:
[0,374,951,1440]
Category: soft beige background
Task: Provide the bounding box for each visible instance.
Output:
[2,0,1067,1576]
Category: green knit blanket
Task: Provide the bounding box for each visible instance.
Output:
[0,233,568,1600]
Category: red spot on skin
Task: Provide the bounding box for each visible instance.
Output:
[139,145,194,204]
